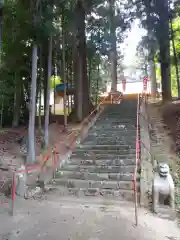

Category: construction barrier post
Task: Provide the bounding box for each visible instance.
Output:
[52,149,58,179]
[11,172,16,216]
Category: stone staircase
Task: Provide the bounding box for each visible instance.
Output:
[50,100,140,202]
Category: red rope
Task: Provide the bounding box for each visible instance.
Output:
[10,91,116,215]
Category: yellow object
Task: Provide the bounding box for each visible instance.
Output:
[123,94,139,100]
[50,75,62,89]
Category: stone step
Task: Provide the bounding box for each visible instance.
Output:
[47,100,140,204]
[94,120,136,124]
[47,186,139,202]
[83,136,136,142]
[100,114,136,117]
[95,122,136,126]
[77,145,135,151]
[94,119,136,123]
[88,132,136,138]
[101,111,136,113]
[97,117,136,120]
[83,139,136,145]
[73,149,136,155]
[71,152,136,160]
[155,206,176,220]
[96,116,136,119]
[93,123,136,128]
[95,119,136,121]
[91,128,136,132]
[95,117,136,121]
[91,129,136,133]
[60,164,137,174]
[85,135,136,139]
[50,178,139,191]
[82,140,136,147]
[94,125,135,129]
[69,157,136,166]
[102,111,137,114]
[55,171,138,181]
[89,129,136,133]
[95,120,136,124]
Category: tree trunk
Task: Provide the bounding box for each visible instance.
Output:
[38,83,42,130]
[44,34,52,148]
[171,20,180,98]
[43,41,48,112]
[0,2,3,128]
[0,1,3,57]
[172,40,180,98]
[72,1,90,121]
[145,1,157,98]
[38,46,43,132]
[27,44,38,164]
[109,0,117,91]
[159,42,171,101]
[148,60,157,98]
[157,0,171,101]
[62,10,68,129]
[70,59,73,111]
[88,58,92,97]
[96,64,100,105]
[12,73,21,127]
[0,95,3,127]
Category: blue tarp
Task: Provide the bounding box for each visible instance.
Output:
[55,84,74,91]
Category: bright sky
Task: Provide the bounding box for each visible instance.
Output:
[118,19,146,81]
[121,19,146,66]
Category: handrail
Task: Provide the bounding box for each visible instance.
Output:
[63,92,123,147]
[133,93,140,226]
[60,94,114,151]
[133,93,155,226]
[11,92,118,216]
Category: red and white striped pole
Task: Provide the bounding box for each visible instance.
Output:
[143,75,148,92]
[12,172,16,216]
[122,78,126,92]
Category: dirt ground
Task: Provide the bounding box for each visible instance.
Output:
[147,100,180,155]
[161,100,180,155]
[0,196,179,240]
[0,123,81,160]
[147,100,180,211]
[0,102,180,239]
[149,99,180,172]
[0,122,81,192]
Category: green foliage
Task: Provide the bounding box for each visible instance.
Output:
[135,0,172,100]
[170,16,180,97]
[0,0,133,126]
[87,1,132,57]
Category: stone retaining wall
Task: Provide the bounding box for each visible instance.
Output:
[139,98,154,208]
[140,98,180,215]
[147,101,180,213]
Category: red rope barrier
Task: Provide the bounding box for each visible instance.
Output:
[57,94,112,153]
[10,91,118,216]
